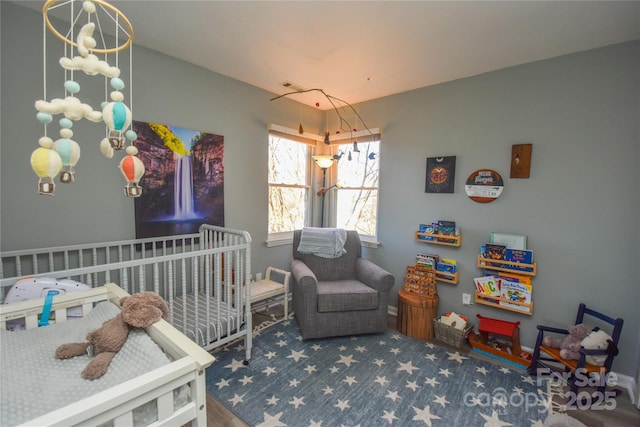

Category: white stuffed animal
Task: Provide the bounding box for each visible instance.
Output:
[580,329,612,366]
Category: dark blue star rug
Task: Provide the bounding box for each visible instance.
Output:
[206,318,550,426]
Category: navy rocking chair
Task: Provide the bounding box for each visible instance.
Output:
[527,303,623,402]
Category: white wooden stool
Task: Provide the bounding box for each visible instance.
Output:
[251,267,291,319]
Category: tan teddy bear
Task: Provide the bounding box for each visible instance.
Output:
[55,292,169,380]
[542,323,592,361]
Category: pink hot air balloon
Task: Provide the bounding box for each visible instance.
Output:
[118,146,145,197]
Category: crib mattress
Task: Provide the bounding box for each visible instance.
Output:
[171,294,244,347]
[0,301,172,426]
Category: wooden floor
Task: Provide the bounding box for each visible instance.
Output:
[205,306,640,427]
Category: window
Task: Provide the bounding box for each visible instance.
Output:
[335,139,380,239]
[268,132,312,239]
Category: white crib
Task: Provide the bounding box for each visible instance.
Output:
[0,283,215,426]
[0,224,253,357]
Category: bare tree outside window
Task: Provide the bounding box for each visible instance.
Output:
[268,135,310,234]
[336,140,380,237]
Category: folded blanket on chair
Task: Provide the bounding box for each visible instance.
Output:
[298,227,347,258]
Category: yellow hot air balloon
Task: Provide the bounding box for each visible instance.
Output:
[31,137,62,195]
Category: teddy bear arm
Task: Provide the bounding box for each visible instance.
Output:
[56,342,90,359]
[82,351,117,380]
[542,336,564,348]
[559,349,581,360]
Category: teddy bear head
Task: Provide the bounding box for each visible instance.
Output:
[120,291,169,329]
[566,323,591,340]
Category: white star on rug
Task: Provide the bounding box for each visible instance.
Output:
[256,411,287,427]
[521,375,536,385]
[474,379,485,388]
[398,360,420,374]
[386,390,401,401]
[493,395,508,408]
[225,358,247,372]
[337,354,358,367]
[343,376,358,386]
[424,377,440,387]
[289,378,300,387]
[373,358,386,367]
[425,353,437,361]
[433,394,449,407]
[391,333,402,340]
[381,410,399,424]
[476,366,489,375]
[447,351,469,364]
[276,339,287,347]
[411,404,442,426]
[329,366,340,373]
[338,345,348,351]
[238,375,253,385]
[228,393,246,407]
[438,368,452,378]
[355,345,367,353]
[304,364,317,374]
[405,380,420,391]
[322,386,334,395]
[266,395,279,405]
[287,349,308,362]
[263,366,277,376]
[500,367,512,374]
[513,386,524,395]
[335,399,350,411]
[309,421,322,427]
[425,342,436,349]
[215,378,231,389]
[289,396,305,409]
[374,375,389,386]
[479,409,512,426]
[265,351,277,359]
[529,419,544,427]
[378,339,387,345]
[311,344,323,351]
[389,347,401,355]
[275,331,285,337]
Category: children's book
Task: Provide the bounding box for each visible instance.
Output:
[483,243,507,260]
[505,249,534,272]
[496,272,532,285]
[474,275,500,297]
[418,224,435,240]
[499,279,532,313]
[490,233,527,250]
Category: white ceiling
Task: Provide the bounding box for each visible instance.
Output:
[14,0,640,109]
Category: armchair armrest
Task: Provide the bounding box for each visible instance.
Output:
[355,258,394,293]
[291,259,318,296]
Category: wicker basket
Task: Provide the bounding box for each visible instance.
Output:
[403,265,437,297]
[433,319,474,348]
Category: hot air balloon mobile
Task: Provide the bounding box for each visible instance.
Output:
[31,137,63,195]
[102,77,133,150]
[53,118,80,183]
[119,146,145,197]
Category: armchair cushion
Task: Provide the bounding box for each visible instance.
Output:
[317,280,379,312]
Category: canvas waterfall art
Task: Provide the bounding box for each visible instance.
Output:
[132,121,224,238]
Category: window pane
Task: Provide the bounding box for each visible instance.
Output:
[336,140,379,188]
[269,187,308,233]
[269,136,308,185]
[336,189,378,236]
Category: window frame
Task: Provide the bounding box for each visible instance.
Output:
[266,125,321,246]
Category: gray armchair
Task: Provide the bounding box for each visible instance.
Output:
[291,229,395,339]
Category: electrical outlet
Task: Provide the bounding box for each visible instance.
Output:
[462,293,471,305]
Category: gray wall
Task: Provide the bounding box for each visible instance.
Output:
[2,2,638,380]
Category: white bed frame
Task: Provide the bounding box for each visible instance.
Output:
[0,224,253,358]
[0,283,215,427]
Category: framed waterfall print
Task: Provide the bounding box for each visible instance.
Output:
[425,156,456,193]
[132,121,224,238]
